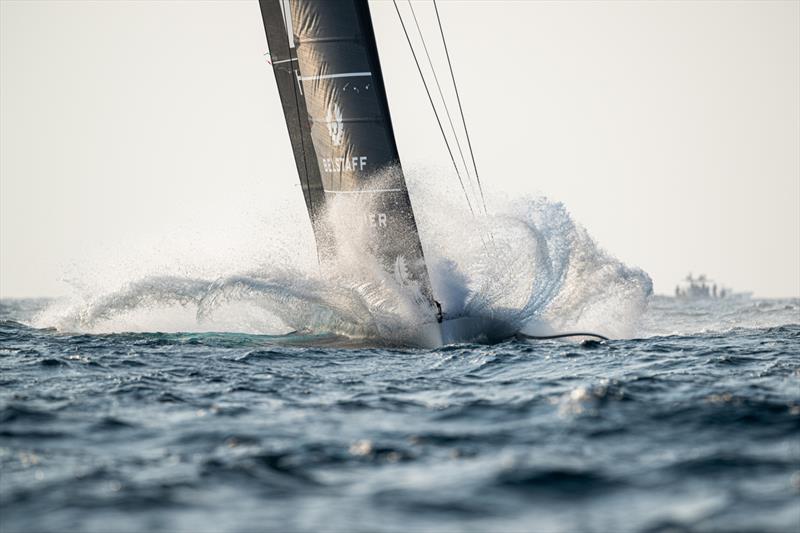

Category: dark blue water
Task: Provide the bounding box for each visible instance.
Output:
[1,298,798,532]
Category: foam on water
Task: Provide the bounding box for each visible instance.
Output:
[34,172,653,344]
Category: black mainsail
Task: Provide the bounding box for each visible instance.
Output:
[259,0,441,321]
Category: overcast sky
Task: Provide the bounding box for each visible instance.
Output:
[1,0,798,298]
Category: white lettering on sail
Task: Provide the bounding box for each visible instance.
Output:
[365,213,388,228]
[321,156,368,173]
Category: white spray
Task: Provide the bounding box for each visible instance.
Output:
[34,169,653,344]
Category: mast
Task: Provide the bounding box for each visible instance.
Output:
[258,0,329,254]
[259,0,441,321]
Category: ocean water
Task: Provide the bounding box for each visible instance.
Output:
[1,296,798,533]
[1,193,798,532]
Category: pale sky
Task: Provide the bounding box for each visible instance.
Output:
[1,0,798,298]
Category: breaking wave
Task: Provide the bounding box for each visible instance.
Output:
[34,174,653,345]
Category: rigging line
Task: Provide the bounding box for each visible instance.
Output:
[407,0,477,208]
[392,0,477,218]
[433,0,489,217]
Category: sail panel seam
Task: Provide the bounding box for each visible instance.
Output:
[298,72,372,81]
[310,117,383,124]
[323,188,402,194]
[298,37,361,44]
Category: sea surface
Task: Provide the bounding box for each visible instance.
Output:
[1,296,798,533]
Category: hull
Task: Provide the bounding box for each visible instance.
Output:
[414,316,517,348]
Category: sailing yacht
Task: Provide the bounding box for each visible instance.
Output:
[258,0,516,346]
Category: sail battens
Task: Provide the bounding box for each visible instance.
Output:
[298,37,362,44]
[271,57,298,64]
[323,188,403,194]
[310,117,382,124]
[298,72,372,81]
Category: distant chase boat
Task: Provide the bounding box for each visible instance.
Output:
[675,274,751,301]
